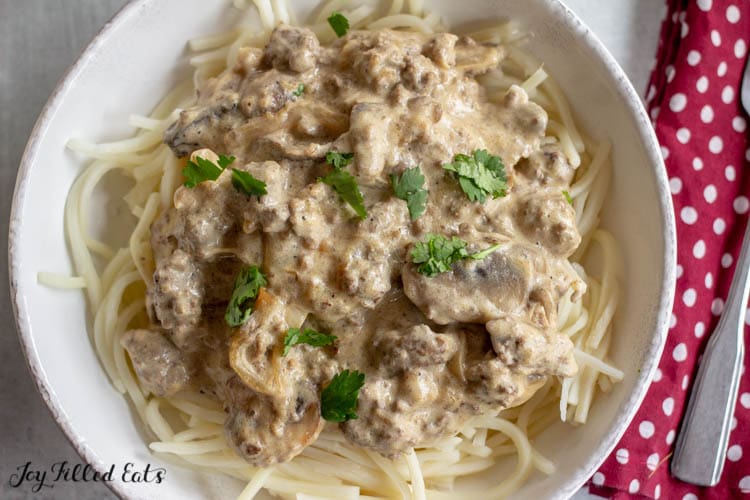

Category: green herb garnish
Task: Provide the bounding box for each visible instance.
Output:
[411,235,503,277]
[327,12,350,38]
[326,151,355,169]
[182,154,235,188]
[231,168,267,197]
[319,152,367,219]
[321,370,365,422]
[283,328,337,356]
[391,166,428,220]
[225,266,267,327]
[292,83,305,97]
[563,190,573,205]
[442,149,507,203]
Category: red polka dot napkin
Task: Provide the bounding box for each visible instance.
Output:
[587,1,750,499]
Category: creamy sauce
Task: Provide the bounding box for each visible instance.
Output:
[122,25,585,467]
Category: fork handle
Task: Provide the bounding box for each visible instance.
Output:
[671,219,750,486]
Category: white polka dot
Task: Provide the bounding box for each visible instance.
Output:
[661,146,670,159]
[629,479,640,494]
[740,476,750,493]
[680,206,698,224]
[670,313,677,329]
[639,420,655,439]
[704,184,717,203]
[701,104,714,123]
[727,444,743,462]
[698,0,712,11]
[746,149,750,162]
[711,29,721,46]
[727,5,741,23]
[695,321,706,338]
[682,374,690,390]
[651,106,660,120]
[740,392,750,408]
[653,368,663,382]
[714,217,726,234]
[670,177,682,194]
[712,297,725,315]
[683,495,698,500]
[722,85,734,102]
[732,416,738,430]
[673,342,688,361]
[676,264,684,279]
[722,253,733,268]
[647,84,656,102]
[726,165,736,181]
[676,127,691,143]
[669,93,687,112]
[616,448,630,464]
[696,75,709,93]
[687,50,701,66]
[662,397,674,416]
[709,136,724,154]
[718,61,728,77]
[666,65,676,82]
[592,471,605,486]
[693,157,703,171]
[734,195,749,214]
[705,272,714,288]
[736,39,748,58]
[747,309,750,326]
[693,240,706,259]
[666,429,676,445]
[655,484,662,499]
[681,22,689,38]
[733,116,747,132]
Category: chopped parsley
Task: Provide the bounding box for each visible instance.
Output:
[563,190,573,205]
[282,327,337,356]
[319,151,367,219]
[182,154,235,188]
[442,149,507,203]
[325,151,354,169]
[327,12,350,38]
[411,234,503,277]
[321,370,365,422]
[391,166,428,220]
[182,154,267,198]
[292,83,305,97]
[225,266,267,327]
[231,169,267,197]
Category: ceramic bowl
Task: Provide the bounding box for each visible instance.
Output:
[8,0,675,498]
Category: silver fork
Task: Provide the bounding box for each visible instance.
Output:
[670,58,750,487]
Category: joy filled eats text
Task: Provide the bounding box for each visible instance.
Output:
[7,461,165,493]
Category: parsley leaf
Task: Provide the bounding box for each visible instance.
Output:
[320,169,367,219]
[283,327,337,356]
[327,12,350,38]
[225,266,267,327]
[411,234,469,277]
[326,151,355,170]
[292,83,305,97]
[183,155,230,188]
[442,149,507,203]
[182,154,236,188]
[412,235,504,276]
[562,190,573,205]
[321,370,365,422]
[391,167,428,220]
[231,169,267,197]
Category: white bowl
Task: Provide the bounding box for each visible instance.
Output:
[8,0,676,498]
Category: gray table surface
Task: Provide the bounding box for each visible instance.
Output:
[0,1,664,499]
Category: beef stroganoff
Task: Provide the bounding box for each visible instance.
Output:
[48,0,623,498]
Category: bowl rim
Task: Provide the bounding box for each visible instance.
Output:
[7,0,676,498]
